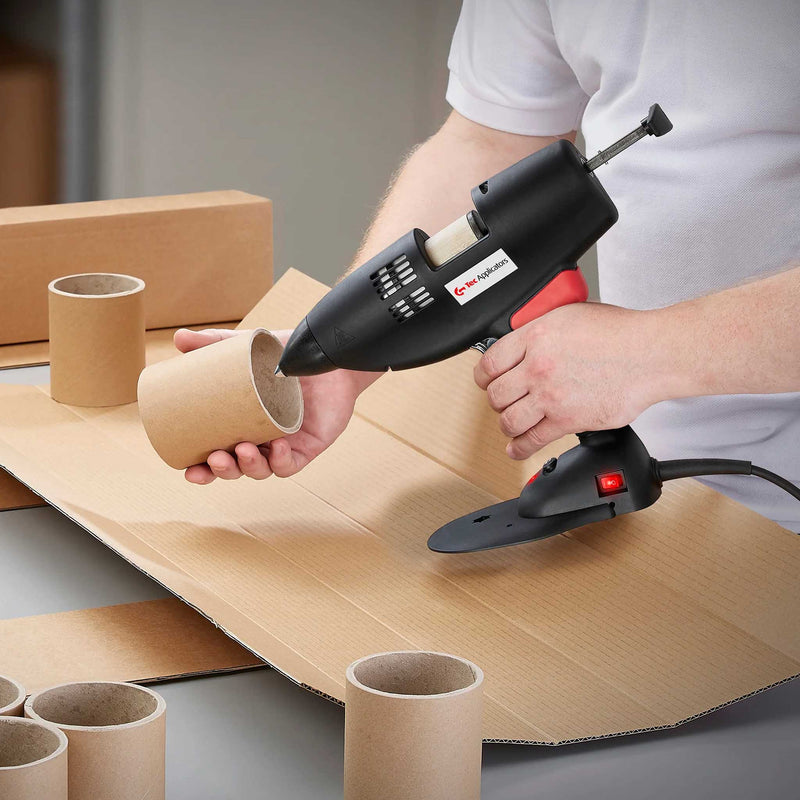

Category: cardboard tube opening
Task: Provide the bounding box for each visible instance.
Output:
[25,682,165,800]
[48,272,146,407]
[27,682,161,728]
[345,651,484,800]
[250,330,303,430]
[349,651,481,697]
[0,676,26,717]
[138,327,303,469]
[49,273,144,298]
[0,717,67,768]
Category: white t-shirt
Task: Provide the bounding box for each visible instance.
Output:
[446,0,800,531]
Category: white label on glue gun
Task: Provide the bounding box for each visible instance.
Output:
[444,248,518,305]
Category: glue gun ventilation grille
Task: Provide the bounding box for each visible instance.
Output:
[389,285,434,322]
[371,255,417,300]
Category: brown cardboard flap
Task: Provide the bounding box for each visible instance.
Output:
[0,270,797,744]
[0,340,50,370]
[0,599,264,694]
[0,468,43,510]
[238,267,328,330]
[0,191,271,346]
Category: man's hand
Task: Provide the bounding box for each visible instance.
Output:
[474,303,660,460]
[174,328,374,484]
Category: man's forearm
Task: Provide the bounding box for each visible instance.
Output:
[651,264,800,400]
[345,110,575,275]
[341,110,574,394]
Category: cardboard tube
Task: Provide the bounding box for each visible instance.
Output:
[0,716,68,800]
[344,651,484,800]
[25,681,166,800]
[137,328,303,469]
[0,675,26,717]
[48,273,146,407]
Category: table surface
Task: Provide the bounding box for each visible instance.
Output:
[1,365,798,800]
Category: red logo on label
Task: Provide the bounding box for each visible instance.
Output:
[453,278,478,297]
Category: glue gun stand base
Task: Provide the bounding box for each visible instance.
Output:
[428,426,800,553]
[428,427,660,552]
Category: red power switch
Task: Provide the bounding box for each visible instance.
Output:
[596,471,626,496]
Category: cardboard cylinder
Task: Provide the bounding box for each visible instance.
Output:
[344,651,484,800]
[0,716,68,800]
[25,681,166,800]
[0,675,26,717]
[48,273,146,407]
[137,328,303,469]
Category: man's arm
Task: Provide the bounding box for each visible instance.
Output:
[654,264,800,397]
[342,109,576,396]
[348,110,575,273]
[475,264,800,460]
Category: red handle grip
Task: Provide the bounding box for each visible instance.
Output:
[509,269,589,330]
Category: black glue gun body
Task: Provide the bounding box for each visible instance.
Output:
[279,139,618,376]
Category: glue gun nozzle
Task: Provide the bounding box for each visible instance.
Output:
[274,366,283,377]
[276,318,337,376]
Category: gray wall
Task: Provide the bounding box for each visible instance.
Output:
[99,0,461,287]
[98,0,598,294]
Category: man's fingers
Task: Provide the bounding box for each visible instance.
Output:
[206,450,244,480]
[486,366,529,412]
[184,464,216,484]
[474,334,526,389]
[234,442,273,480]
[498,394,544,438]
[174,328,245,353]
[267,437,310,478]
[506,417,565,460]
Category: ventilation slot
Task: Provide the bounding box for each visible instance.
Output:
[371,255,417,300]
[389,286,435,323]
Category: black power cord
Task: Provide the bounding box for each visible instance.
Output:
[656,459,800,503]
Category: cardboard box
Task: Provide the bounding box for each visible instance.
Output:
[0,191,272,346]
[0,269,797,744]
[1,598,263,695]
[0,39,58,209]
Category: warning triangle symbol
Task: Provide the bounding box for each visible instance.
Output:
[334,327,355,348]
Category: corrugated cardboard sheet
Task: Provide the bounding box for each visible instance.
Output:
[1,600,264,694]
[0,269,797,744]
